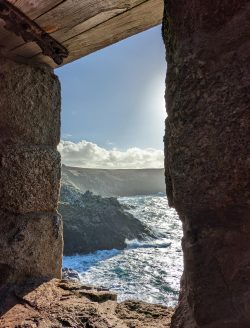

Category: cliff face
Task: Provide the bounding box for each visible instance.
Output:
[62,165,166,197]
[163,1,250,327]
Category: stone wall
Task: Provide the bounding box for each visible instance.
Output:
[163,1,250,327]
[0,56,63,284]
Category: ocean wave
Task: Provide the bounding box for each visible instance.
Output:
[64,248,120,272]
[125,238,171,249]
[63,195,182,307]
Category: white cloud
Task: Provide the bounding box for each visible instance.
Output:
[58,140,164,169]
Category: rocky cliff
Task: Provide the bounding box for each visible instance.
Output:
[62,164,165,197]
[60,183,155,255]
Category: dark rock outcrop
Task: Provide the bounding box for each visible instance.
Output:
[62,268,81,281]
[0,279,174,328]
[59,184,154,255]
[163,0,250,327]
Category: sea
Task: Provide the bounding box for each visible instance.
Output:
[63,194,183,307]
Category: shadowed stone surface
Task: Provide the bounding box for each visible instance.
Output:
[0,212,63,285]
[163,0,250,327]
[0,55,62,284]
[0,56,60,147]
[0,279,174,328]
[0,146,61,213]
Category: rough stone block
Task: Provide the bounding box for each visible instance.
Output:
[0,146,61,213]
[0,56,60,147]
[0,211,63,285]
[163,1,250,327]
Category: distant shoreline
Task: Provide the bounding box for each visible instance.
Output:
[62,164,164,171]
[62,165,166,197]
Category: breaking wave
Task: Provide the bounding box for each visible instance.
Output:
[125,238,171,249]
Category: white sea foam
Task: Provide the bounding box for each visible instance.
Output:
[125,238,171,249]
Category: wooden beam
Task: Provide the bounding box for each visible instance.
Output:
[0,0,163,67]
[7,0,64,20]
[0,0,63,50]
[63,0,163,64]
[36,0,146,36]
[32,0,163,67]
[0,0,68,64]
[8,0,147,58]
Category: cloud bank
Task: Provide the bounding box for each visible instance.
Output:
[58,140,164,169]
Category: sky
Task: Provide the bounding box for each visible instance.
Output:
[56,25,167,168]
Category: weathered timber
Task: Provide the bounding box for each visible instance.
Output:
[0,0,63,53]
[6,0,64,20]
[31,0,163,67]
[36,0,147,37]
[6,0,146,59]
[0,0,163,67]
[0,0,68,65]
[2,0,146,52]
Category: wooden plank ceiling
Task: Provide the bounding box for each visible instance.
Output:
[0,0,164,68]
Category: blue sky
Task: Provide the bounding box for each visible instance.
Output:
[56,25,167,154]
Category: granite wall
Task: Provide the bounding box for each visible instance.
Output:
[163,1,250,327]
[0,56,63,284]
